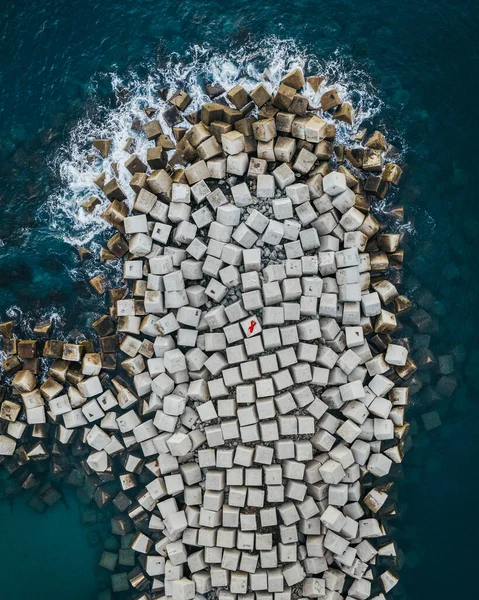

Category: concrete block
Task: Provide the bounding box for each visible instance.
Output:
[323,171,347,196]
[227,152,249,176]
[273,163,295,190]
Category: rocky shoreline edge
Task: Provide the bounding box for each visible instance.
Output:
[0,66,431,600]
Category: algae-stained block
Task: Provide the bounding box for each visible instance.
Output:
[40,376,63,401]
[0,321,14,339]
[205,82,225,98]
[103,178,127,201]
[100,335,119,354]
[185,109,201,125]
[169,90,192,112]
[366,130,388,150]
[124,154,147,174]
[146,146,167,169]
[163,105,183,127]
[276,111,296,134]
[0,400,21,422]
[43,339,65,359]
[314,140,334,161]
[2,337,17,356]
[332,169,353,192]
[334,143,345,161]
[158,133,175,149]
[81,195,100,212]
[92,314,115,337]
[388,249,404,268]
[90,274,105,294]
[377,233,401,253]
[289,93,309,116]
[344,147,364,167]
[250,83,271,108]
[101,200,128,232]
[395,356,417,380]
[92,139,111,158]
[9,370,32,395]
[222,106,243,125]
[143,106,157,118]
[18,339,38,359]
[93,171,106,190]
[259,102,280,119]
[364,175,387,198]
[62,343,83,362]
[252,118,277,142]
[197,136,223,160]
[129,172,148,193]
[23,357,41,374]
[175,135,197,162]
[363,149,383,172]
[173,126,187,142]
[187,122,211,147]
[201,102,224,126]
[99,352,116,372]
[307,75,324,92]
[49,359,70,382]
[273,83,296,111]
[142,119,163,139]
[235,116,256,137]
[100,246,117,266]
[321,89,342,111]
[147,169,172,195]
[282,67,305,90]
[382,162,403,184]
[210,120,232,142]
[334,102,354,125]
[227,85,250,110]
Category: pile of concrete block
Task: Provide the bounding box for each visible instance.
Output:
[0,68,411,599]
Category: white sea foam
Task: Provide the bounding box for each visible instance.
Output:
[372,195,416,237]
[5,305,65,336]
[41,37,405,249]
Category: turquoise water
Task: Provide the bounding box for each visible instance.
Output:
[0,0,478,598]
[0,488,99,599]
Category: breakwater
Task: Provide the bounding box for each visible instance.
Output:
[0,65,440,600]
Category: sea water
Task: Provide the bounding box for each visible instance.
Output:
[0,0,478,598]
[0,484,99,599]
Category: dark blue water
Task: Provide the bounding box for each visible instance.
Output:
[1,1,478,598]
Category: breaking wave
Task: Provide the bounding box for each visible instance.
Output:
[40,37,406,248]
